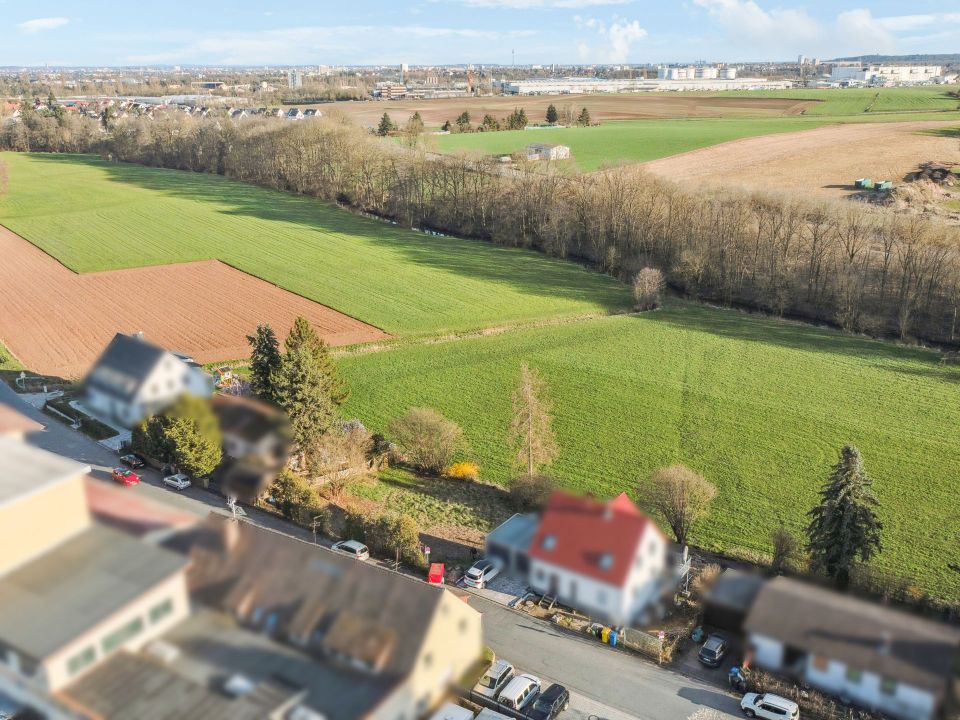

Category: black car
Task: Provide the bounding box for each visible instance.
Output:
[698,633,729,668]
[120,453,145,469]
[526,683,569,720]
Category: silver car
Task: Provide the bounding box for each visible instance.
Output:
[474,659,514,699]
[331,540,370,561]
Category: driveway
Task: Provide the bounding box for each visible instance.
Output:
[469,593,742,720]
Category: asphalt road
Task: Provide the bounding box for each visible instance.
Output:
[1,383,742,720]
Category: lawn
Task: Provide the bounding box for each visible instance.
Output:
[0,153,631,336]
[433,117,825,171]
[339,301,960,600]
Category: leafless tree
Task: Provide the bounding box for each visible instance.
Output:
[645,464,717,547]
[632,267,665,310]
[509,362,557,477]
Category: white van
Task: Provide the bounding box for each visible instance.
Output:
[497,673,541,711]
[428,703,475,720]
[741,693,800,719]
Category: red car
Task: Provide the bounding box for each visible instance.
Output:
[111,467,140,486]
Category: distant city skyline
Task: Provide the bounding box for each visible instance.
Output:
[2,0,959,67]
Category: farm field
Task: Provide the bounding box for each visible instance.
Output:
[0,226,387,378]
[726,86,960,116]
[433,117,826,171]
[0,153,632,341]
[637,120,960,198]
[338,303,960,599]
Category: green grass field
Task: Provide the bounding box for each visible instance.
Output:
[729,86,960,116]
[0,153,631,335]
[339,303,960,599]
[433,117,825,171]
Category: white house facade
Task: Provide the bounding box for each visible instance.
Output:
[744,577,960,720]
[525,492,668,625]
[84,333,211,427]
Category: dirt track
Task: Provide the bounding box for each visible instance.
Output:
[636,120,960,198]
[322,94,810,127]
[0,226,388,378]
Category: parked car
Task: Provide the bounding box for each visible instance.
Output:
[119,454,145,469]
[111,467,140,486]
[497,674,540,711]
[474,659,514,699]
[698,633,729,668]
[526,683,569,720]
[331,540,370,561]
[162,473,191,491]
[463,557,503,589]
[741,693,800,720]
[427,703,475,720]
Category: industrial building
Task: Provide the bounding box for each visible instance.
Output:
[830,63,943,86]
[502,74,790,95]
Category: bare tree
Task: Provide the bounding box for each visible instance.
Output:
[646,465,716,547]
[770,522,802,574]
[509,362,557,476]
[633,267,665,310]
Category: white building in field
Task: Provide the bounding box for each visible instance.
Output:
[84,333,211,427]
[830,63,943,85]
[526,143,571,161]
[524,492,668,625]
[745,576,960,720]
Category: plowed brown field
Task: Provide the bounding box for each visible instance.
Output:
[0,226,388,378]
[636,120,960,197]
[322,93,811,127]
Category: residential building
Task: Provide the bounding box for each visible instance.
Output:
[744,576,960,720]
[503,75,788,94]
[487,491,670,625]
[83,332,211,427]
[526,143,571,161]
[0,402,42,440]
[0,438,190,717]
[287,70,303,89]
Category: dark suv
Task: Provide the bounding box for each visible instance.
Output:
[698,633,729,668]
[526,683,569,720]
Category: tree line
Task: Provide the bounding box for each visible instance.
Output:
[4,111,960,344]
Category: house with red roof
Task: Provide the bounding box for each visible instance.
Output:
[525,491,669,625]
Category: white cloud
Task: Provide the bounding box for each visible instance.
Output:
[575,16,647,63]
[692,0,897,57]
[17,17,69,33]
[876,13,960,32]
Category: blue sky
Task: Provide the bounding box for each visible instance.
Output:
[2,1,959,67]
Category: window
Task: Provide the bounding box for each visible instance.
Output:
[599,553,613,570]
[102,617,144,654]
[597,590,607,605]
[881,678,897,695]
[423,652,433,668]
[541,535,556,550]
[845,667,862,684]
[811,655,829,672]
[148,599,173,625]
[67,646,96,676]
[459,618,468,634]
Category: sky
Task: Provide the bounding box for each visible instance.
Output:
[2,0,959,67]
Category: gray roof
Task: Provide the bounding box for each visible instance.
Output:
[0,435,90,509]
[0,524,187,660]
[486,513,538,552]
[84,333,166,402]
[184,518,444,672]
[706,568,765,613]
[744,576,960,696]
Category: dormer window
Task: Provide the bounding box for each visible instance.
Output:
[541,534,556,551]
[599,553,613,570]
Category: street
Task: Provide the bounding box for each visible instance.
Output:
[1,382,741,720]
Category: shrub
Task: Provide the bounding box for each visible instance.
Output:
[270,468,318,520]
[388,407,464,475]
[446,461,479,481]
[341,508,424,567]
[632,267,665,311]
[509,473,556,511]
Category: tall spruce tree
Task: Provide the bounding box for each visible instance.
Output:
[806,445,882,588]
[275,317,346,463]
[545,104,558,124]
[246,323,282,403]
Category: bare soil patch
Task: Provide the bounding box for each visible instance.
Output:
[0,226,388,378]
[636,120,960,199]
[320,94,811,127]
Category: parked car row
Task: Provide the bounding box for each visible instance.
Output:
[473,658,569,719]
